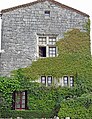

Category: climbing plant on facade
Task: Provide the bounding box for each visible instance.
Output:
[0,24,92,118]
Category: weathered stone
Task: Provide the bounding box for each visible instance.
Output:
[0,0,89,76]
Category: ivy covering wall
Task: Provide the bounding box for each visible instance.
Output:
[0,21,92,118]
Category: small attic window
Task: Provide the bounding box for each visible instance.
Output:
[45,11,50,18]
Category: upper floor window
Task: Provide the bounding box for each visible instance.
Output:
[45,11,50,18]
[39,37,46,44]
[49,47,56,57]
[49,37,56,45]
[37,36,58,58]
[41,76,52,86]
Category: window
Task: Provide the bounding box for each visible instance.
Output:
[41,76,52,86]
[39,46,46,57]
[45,11,50,17]
[39,37,46,44]
[49,37,56,45]
[49,47,56,57]
[41,76,46,85]
[37,36,57,58]
[63,76,68,86]
[47,76,52,86]
[63,76,74,87]
[12,91,27,110]
[70,76,74,87]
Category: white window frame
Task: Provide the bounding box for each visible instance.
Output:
[37,35,58,58]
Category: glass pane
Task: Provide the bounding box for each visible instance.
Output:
[22,95,25,99]
[41,76,46,84]
[22,100,25,104]
[15,91,26,109]
[70,76,74,87]
[63,76,68,86]
[22,104,25,108]
[39,37,46,44]
[49,37,56,45]
[16,104,20,109]
[47,76,52,86]
[22,91,25,95]
[49,47,56,57]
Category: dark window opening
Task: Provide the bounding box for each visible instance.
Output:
[39,46,46,57]
[45,11,50,17]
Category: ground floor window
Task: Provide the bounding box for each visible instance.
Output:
[41,76,52,86]
[63,76,74,87]
[12,91,27,110]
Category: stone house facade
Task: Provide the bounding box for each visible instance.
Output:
[0,0,90,112]
[0,0,89,77]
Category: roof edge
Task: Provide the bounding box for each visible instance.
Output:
[1,0,89,17]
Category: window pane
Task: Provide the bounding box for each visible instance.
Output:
[70,76,74,87]
[49,37,56,45]
[22,100,25,104]
[49,47,56,57]
[22,104,25,108]
[16,104,20,109]
[47,76,52,86]
[22,91,25,95]
[63,76,68,86]
[39,37,46,44]
[41,76,46,85]
[22,95,25,99]
[15,91,26,110]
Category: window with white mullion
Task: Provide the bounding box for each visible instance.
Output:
[37,35,57,58]
[49,37,56,45]
[39,37,46,45]
[49,47,56,57]
[46,36,49,57]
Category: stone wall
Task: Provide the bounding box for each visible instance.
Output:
[0,0,88,76]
